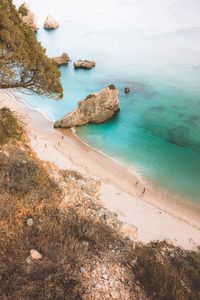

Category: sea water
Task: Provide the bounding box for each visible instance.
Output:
[13,0,200,204]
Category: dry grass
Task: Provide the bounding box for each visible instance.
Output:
[131,241,200,300]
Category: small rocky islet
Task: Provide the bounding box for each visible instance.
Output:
[43,15,59,30]
[74,59,96,69]
[54,85,120,128]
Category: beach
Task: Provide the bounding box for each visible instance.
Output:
[1,90,200,250]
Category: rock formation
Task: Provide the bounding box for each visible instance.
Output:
[52,53,70,66]
[74,60,96,69]
[44,15,59,29]
[54,85,119,128]
[124,87,130,94]
[18,2,38,31]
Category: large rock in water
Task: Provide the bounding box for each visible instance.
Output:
[74,60,96,69]
[54,86,119,128]
[44,15,59,29]
[52,53,70,66]
[18,3,38,31]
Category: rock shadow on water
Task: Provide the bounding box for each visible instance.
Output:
[185,115,200,127]
[149,105,165,112]
[166,125,192,147]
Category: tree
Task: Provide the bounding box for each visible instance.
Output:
[0,0,63,99]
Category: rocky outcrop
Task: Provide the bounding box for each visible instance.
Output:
[18,3,38,31]
[54,85,119,128]
[74,60,96,69]
[44,15,59,29]
[124,87,130,94]
[52,53,70,66]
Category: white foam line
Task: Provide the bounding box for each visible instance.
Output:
[17,96,55,122]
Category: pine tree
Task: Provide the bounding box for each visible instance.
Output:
[0,0,63,99]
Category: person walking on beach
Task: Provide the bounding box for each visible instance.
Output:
[142,188,146,197]
[135,180,139,187]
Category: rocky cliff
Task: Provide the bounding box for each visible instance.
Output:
[54,85,120,128]
[18,2,38,31]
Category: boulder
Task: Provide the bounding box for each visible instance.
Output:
[52,53,70,66]
[54,85,119,128]
[30,249,42,260]
[74,60,96,69]
[44,15,59,29]
[18,3,38,31]
[26,218,34,227]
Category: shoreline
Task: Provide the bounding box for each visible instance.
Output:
[1,90,200,249]
[61,128,200,230]
[73,127,200,222]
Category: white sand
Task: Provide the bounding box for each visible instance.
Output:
[1,90,200,250]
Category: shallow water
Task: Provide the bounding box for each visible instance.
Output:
[14,0,200,204]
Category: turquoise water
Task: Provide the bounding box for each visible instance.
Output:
[14,0,200,204]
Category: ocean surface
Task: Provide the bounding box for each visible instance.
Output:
[14,0,200,204]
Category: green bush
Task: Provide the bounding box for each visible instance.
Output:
[108,84,116,90]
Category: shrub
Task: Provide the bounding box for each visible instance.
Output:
[108,84,116,90]
[0,107,23,145]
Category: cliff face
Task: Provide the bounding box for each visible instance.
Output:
[0,108,199,300]
[54,86,120,128]
[18,2,38,31]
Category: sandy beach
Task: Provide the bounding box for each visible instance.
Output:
[1,90,200,250]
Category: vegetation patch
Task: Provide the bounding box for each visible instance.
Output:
[85,94,94,100]
[0,107,23,145]
[132,241,200,300]
[18,4,28,16]
[108,84,116,90]
[0,0,63,98]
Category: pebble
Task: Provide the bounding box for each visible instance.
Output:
[26,218,34,227]
[132,258,138,266]
[25,256,32,264]
[110,290,120,299]
[102,274,109,280]
[80,267,86,273]
[169,252,175,258]
[30,249,42,260]
[82,241,89,247]
[135,285,141,292]
[109,279,117,286]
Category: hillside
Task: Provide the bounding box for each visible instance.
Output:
[0,107,199,299]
